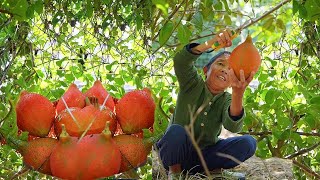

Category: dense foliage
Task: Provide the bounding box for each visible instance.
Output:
[1,0,319,179]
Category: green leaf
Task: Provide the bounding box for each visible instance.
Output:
[310,96,320,104]
[304,115,315,128]
[222,0,231,14]
[177,24,192,45]
[277,117,291,129]
[276,19,286,30]
[10,0,29,21]
[65,74,75,82]
[191,12,203,29]
[272,128,282,140]
[34,0,43,15]
[265,89,281,104]
[136,14,142,30]
[114,77,124,85]
[144,95,169,144]
[262,16,274,31]
[290,132,304,147]
[293,0,299,15]
[299,5,308,19]
[102,0,111,4]
[86,0,93,18]
[213,1,223,10]
[258,73,268,81]
[280,129,292,140]
[152,0,169,16]
[305,0,320,21]
[297,85,310,99]
[26,4,35,19]
[159,21,174,46]
[224,15,232,25]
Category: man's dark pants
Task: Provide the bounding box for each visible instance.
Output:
[156,124,257,174]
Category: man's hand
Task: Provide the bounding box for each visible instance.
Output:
[228,69,256,117]
[191,29,233,54]
[208,29,233,48]
[228,69,255,95]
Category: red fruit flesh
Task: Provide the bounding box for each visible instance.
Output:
[16,91,55,137]
[56,83,86,114]
[55,105,116,137]
[114,135,150,173]
[116,89,155,134]
[84,80,115,111]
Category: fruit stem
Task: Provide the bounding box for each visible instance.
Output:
[85,97,91,106]
[245,34,253,43]
[101,121,112,139]
[60,124,70,143]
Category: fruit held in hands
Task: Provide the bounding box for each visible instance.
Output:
[16,91,55,137]
[229,34,261,79]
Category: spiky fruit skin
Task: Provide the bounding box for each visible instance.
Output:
[114,135,150,173]
[56,83,86,114]
[16,91,55,137]
[50,136,80,180]
[76,134,121,179]
[55,105,116,137]
[22,137,58,175]
[116,89,155,134]
[229,35,261,79]
[84,80,115,111]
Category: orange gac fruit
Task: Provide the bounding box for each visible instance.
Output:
[229,34,261,79]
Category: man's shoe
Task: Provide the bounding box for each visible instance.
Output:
[222,169,245,180]
[168,172,185,180]
[211,169,246,180]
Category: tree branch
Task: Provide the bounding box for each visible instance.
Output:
[151,10,162,40]
[10,166,29,180]
[152,0,188,54]
[184,126,211,178]
[152,0,186,42]
[0,9,13,16]
[239,131,320,137]
[292,159,320,179]
[163,0,292,48]
[239,0,292,31]
[0,100,13,126]
[285,141,320,159]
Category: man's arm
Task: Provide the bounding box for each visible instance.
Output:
[190,29,233,54]
[228,69,255,117]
